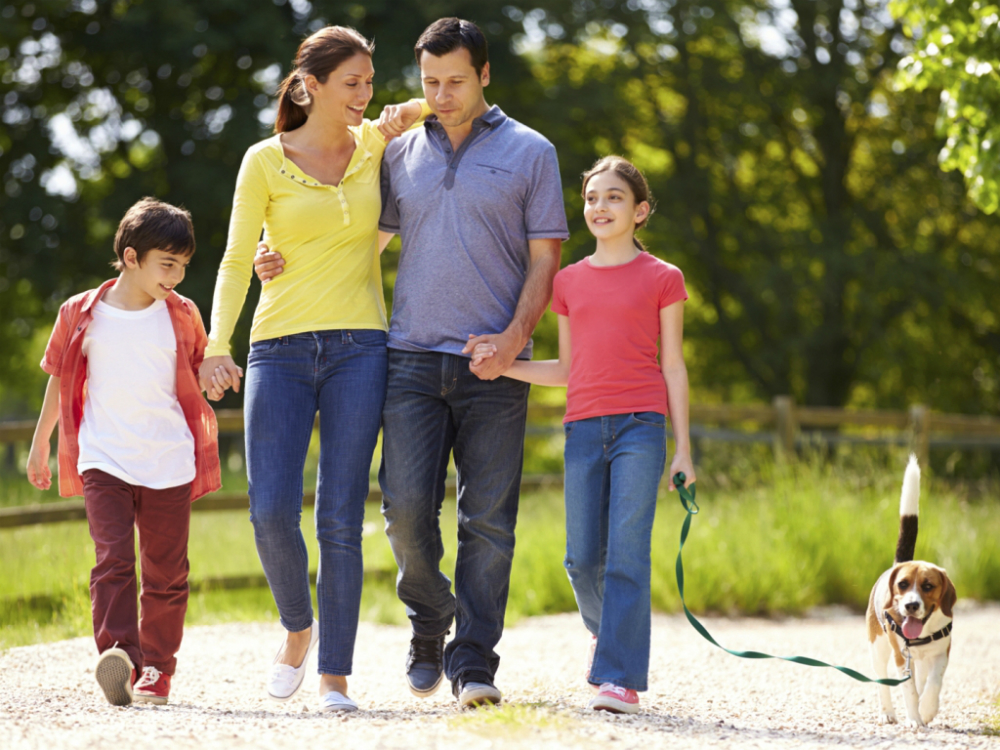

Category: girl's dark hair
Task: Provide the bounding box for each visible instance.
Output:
[414,17,488,76]
[581,156,655,250]
[274,26,374,133]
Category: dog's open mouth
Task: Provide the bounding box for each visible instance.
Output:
[902,616,924,639]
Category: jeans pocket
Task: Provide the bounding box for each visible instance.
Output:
[563,420,577,438]
[249,336,283,355]
[347,330,387,349]
[631,411,665,427]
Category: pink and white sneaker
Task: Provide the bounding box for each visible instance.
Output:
[133,666,171,704]
[589,683,640,714]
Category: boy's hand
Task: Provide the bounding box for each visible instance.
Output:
[27,440,52,490]
[199,355,243,398]
[254,242,285,284]
[470,342,497,367]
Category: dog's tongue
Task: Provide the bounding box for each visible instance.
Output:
[902,616,924,639]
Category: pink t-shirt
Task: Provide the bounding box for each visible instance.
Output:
[551,251,688,424]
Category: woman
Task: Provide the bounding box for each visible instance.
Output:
[199,26,426,712]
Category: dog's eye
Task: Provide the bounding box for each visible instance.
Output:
[921,582,934,592]
[898,580,909,590]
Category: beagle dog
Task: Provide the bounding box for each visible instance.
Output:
[866,455,956,728]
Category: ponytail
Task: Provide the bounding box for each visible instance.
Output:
[272,25,374,134]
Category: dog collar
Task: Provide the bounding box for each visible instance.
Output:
[882,610,953,647]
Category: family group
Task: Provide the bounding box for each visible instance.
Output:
[26,17,695,716]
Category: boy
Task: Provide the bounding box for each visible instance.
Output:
[26,197,222,706]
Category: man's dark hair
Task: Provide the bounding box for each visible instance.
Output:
[113,197,195,270]
[414,17,489,76]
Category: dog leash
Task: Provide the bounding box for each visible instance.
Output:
[672,472,911,686]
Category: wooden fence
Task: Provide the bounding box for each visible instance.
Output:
[2,398,999,531]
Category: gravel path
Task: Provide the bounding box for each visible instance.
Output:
[2,603,998,749]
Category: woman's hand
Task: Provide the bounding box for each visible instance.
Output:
[377,100,422,142]
[254,241,285,284]
[199,355,243,401]
[668,452,696,491]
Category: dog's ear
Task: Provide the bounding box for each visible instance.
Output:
[882,564,901,613]
[939,569,957,618]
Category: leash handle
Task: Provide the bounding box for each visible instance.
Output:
[672,474,911,687]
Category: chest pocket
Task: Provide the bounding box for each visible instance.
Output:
[347,158,378,185]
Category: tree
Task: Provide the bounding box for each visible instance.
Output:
[891,0,1000,214]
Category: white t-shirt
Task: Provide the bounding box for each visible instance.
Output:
[77,299,196,489]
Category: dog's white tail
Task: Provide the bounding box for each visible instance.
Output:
[895,454,921,563]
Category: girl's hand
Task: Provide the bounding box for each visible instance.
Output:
[26,440,52,490]
[470,342,497,367]
[668,452,696,491]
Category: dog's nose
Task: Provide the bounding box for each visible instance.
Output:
[905,601,920,613]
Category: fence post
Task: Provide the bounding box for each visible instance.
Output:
[773,395,797,460]
[909,404,930,468]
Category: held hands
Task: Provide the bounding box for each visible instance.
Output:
[668,452,696,491]
[376,100,422,142]
[26,439,52,490]
[254,241,285,284]
[463,332,519,380]
[198,355,243,402]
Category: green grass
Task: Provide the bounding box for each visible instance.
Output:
[2,458,999,651]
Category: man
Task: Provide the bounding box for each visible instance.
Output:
[254,18,568,708]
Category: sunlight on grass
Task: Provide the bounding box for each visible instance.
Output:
[448,701,575,733]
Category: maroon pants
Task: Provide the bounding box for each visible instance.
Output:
[82,469,191,675]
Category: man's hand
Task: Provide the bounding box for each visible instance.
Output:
[254,241,285,284]
[199,355,243,401]
[377,100,422,142]
[26,439,52,490]
[463,331,521,381]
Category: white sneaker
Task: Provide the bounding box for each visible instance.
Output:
[267,618,318,701]
[319,690,358,713]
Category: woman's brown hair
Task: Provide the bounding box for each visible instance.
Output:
[274,26,374,133]
[581,156,655,250]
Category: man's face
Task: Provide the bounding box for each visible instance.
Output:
[419,48,489,129]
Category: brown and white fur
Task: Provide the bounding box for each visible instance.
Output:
[866,455,956,728]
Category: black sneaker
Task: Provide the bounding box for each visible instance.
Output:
[406,632,446,697]
[453,670,502,708]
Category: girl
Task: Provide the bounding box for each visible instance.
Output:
[199,26,427,712]
[473,156,695,713]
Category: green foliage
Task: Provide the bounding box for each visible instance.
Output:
[2,0,999,418]
[892,1,1000,214]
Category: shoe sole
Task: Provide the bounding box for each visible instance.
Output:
[133,692,168,705]
[459,687,502,708]
[96,652,133,707]
[407,673,443,698]
[590,697,639,714]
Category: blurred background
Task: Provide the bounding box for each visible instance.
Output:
[1,1,998,647]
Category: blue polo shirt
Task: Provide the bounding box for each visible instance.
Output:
[379,105,569,358]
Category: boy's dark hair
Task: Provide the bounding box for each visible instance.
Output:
[414,18,488,76]
[113,197,195,271]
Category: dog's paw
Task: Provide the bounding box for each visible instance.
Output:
[903,717,927,730]
[877,711,898,725]
[919,707,938,725]
[919,696,939,725]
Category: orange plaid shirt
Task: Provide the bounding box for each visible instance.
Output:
[40,279,221,501]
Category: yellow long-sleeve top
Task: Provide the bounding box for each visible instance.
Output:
[205,105,428,357]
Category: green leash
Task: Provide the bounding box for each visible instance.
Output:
[671,472,911,686]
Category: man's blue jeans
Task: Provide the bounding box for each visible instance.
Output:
[379,350,530,685]
[244,330,387,676]
[563,412,666,692]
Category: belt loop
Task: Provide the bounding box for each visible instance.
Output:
[341,331,349,345]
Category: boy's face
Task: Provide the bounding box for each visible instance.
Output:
[419,48,489,129]
[123,247,190,302]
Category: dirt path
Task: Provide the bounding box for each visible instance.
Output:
[2,604,998,749]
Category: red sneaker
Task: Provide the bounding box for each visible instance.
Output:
[134,666,171,705]
[95,648,135,706]
[589,683,640,714]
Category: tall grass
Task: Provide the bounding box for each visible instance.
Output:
[2,458,998,651]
